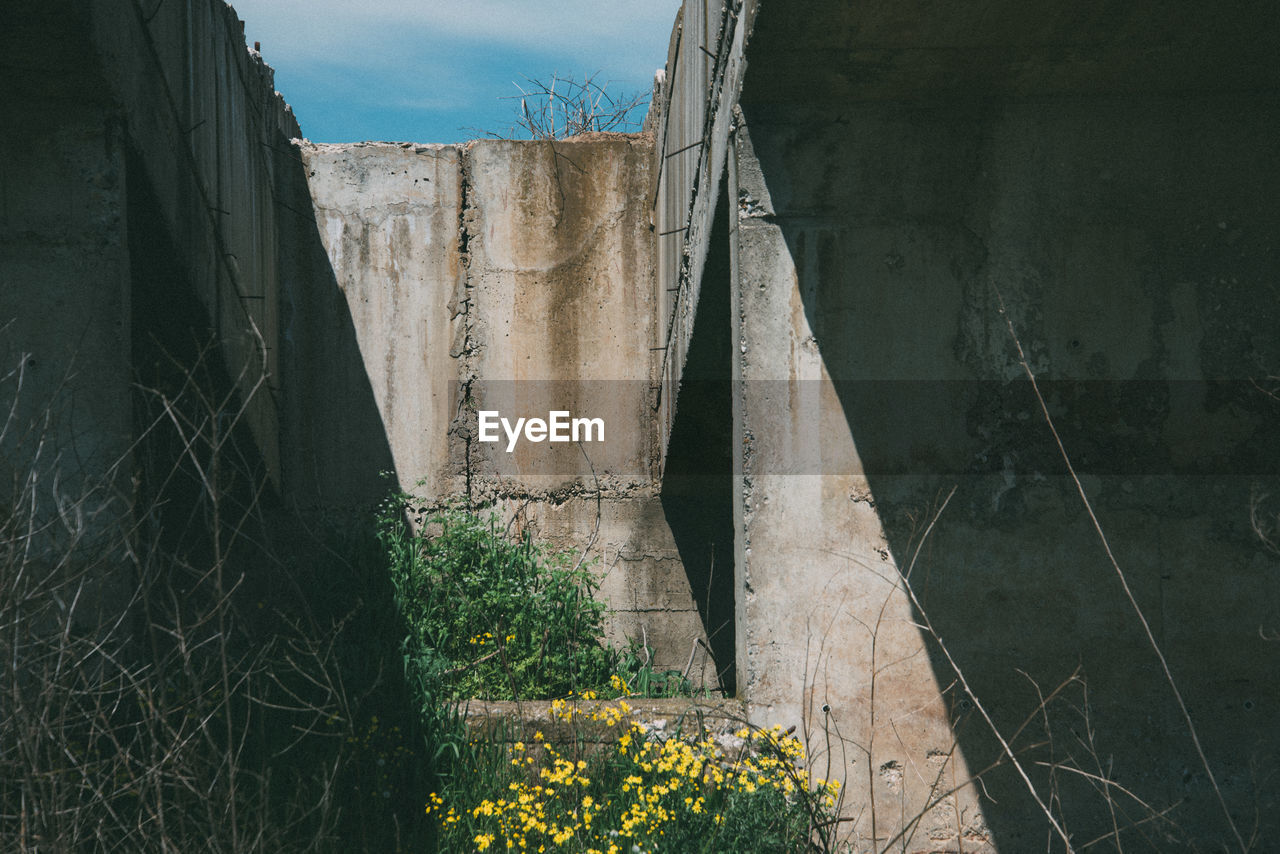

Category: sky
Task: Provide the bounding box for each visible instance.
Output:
[229,0,683,144]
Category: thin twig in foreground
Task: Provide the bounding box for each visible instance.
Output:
[894,486,1076,853]
[993,285,1246,854]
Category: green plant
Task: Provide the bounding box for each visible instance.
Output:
[616,639,706,700]
[380,502,617,703]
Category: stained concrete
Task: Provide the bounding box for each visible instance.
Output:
[1,0,729,688]
[299,134,717,679]
[289,142,460,505]
[466,138,658,487]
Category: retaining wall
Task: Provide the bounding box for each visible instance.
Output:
[726,1,1280,849]
[1,0,298,559]
[296,136,718,680]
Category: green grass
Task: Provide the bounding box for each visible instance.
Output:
[380,500,616,702]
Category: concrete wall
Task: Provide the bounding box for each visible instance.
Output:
[1,0,299,556]
[731,117,989,848]
[282,142,458,508]
[88,0,301,484]
[0,58,130,549]
[11,2,1277,848]
[1,0,726,686]
[650,0,757,466]
[728,1,1280,849]
[297,136,717,678]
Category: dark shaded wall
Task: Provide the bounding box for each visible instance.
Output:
[1,6,130,539]
[0,0,398,648]
[662,183,736,693]
[729,0,1280,849]
[0,0,396,516]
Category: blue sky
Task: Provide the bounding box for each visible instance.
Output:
[230,1,683,144]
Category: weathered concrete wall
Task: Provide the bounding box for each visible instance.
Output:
[728,1,1280,849]
[731,116,989,848]
[0,10,122,671]
[650,0,757,467]
[741,0,1279,103]
[0,79,130,543]
[284,142,459,507]
[87,0,301,484]
[2,6,125,555]
[298,136,717,678]
[1,0,728,686]
[465,140,658,488]
[1,0,299,548]
[15,4,1278,849]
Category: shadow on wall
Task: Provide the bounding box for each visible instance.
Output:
[128,132,398,513]
[127,116,400,543]
[661,183,736,695]
[126,131,430,850]
[746,90,1280,851]
[1,4,424,848]
[273,144,398,510]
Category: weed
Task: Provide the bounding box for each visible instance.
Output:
[477,72,649,140]
[615,639,706,700]
[381,501,617,703]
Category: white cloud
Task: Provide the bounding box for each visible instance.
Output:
[231,0,680,77]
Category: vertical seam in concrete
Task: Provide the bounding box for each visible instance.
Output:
[726,114,752,697]
[456,144,476,505]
